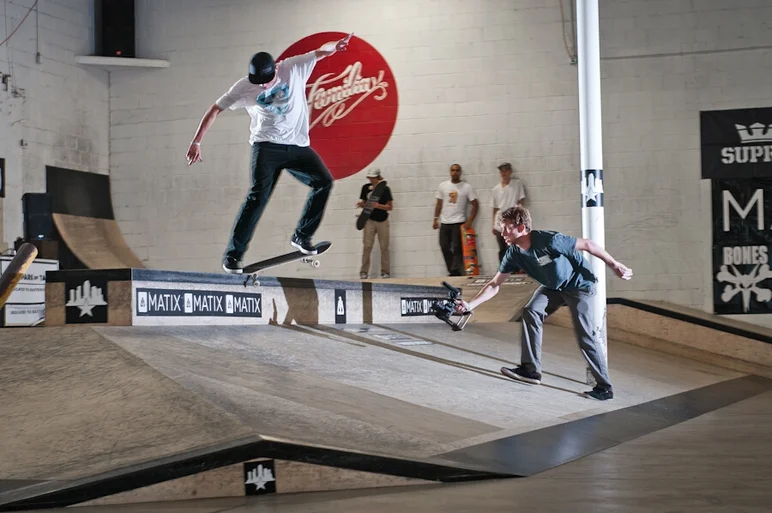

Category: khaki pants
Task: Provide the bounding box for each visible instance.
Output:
[360,219,390,275]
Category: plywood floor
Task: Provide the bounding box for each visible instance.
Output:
[0,327,253,482]
[96,321,742,461]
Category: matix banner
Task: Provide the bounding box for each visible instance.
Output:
[135,288,262,317]
[711,178,772,314]
[701,107,772,180]
[400,297,437,317]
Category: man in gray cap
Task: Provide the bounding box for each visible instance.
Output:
[186,33,353,274]
[356,168,393,278]
[491,162,526,264]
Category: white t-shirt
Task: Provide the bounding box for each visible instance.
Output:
[436,180,477,224]
[216,51,317,147]
[492,180,526,230]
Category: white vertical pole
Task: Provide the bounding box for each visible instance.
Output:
[576,0,607,385]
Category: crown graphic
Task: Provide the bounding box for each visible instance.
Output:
[735,123,772,143]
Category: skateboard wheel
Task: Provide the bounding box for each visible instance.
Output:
[312,260,321,268]
[243,274,260,287]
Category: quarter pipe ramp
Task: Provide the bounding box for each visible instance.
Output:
[46,166,145,269]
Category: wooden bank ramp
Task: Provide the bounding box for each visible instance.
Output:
[46,166,145,269]
[0,323,510,511]
[2,321,770,508]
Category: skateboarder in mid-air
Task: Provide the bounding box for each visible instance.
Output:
[186,33,354,274]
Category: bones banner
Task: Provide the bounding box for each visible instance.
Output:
[701,106,772,180]
[711,178,772,315]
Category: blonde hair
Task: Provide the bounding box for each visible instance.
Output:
[500,206,532,231]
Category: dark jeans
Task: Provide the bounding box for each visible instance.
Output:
[225,142,333,260]
[439,222,464,276]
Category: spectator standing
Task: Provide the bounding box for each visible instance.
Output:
[433,164,478,276]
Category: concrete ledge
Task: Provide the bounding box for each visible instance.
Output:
[45,269,447,294]
[44,269,449,327]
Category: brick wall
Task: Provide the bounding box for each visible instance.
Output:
[598,0,772,328]
[0,0,109,246]
[110,0,583,277]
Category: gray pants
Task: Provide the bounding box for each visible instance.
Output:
[520,285,612,390]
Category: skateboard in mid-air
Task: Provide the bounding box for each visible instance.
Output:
[356,180,388,230]
[241,241,332,287]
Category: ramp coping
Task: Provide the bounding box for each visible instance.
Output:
[608,298,772,345]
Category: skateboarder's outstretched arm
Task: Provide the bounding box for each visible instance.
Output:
[187,103,223,165]
[315,33,353,60]
[188,75,251,165]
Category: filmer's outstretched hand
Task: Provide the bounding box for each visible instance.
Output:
[453,299,470,314]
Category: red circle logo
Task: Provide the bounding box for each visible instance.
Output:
[278,32,398,180]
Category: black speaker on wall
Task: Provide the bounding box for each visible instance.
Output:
[22,192,53,241]
[95,0,135,58]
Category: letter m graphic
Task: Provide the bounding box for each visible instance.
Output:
[723,189,764,231]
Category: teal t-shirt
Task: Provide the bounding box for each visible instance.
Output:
[499,230,597,291]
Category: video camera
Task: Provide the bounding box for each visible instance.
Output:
[431,281,472,331]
